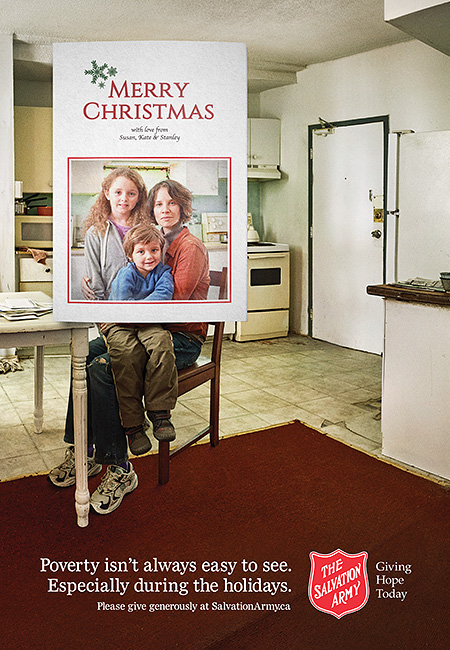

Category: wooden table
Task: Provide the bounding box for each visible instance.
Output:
[0,291,93,527]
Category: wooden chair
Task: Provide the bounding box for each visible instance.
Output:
[158,267,228,484]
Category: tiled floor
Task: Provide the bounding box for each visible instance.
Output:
[0,333,387,482]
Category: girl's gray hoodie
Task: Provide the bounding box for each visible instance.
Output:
[84,221,128,300]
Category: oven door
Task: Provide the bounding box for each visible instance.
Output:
[247,252,290,311]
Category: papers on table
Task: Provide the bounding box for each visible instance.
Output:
[393,277,445,292]
[0,298,53,321]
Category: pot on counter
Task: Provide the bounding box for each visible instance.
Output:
[15,200,26,215]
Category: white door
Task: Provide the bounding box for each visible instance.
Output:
[311,122,385,354]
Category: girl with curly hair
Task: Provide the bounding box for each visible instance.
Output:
[82,166,151,300]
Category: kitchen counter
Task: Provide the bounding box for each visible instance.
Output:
[368,283,450,480]
[204,242,228,252]
[367,283,450,306]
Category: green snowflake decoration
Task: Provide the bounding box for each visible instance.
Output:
[84,60,118,87]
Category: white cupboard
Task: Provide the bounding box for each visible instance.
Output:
[14,106,53,193]
[247,118,280,166]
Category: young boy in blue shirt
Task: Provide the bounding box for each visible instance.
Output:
[109,224,174,302]
[102,224,178,456]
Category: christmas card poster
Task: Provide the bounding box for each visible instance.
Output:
[52,41,247,323]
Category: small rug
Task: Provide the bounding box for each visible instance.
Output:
[1,420,449,649]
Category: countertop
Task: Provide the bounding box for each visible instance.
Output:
[367,284,450,306]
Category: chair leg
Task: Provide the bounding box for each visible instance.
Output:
[210,375,220,447]
[158,440,170,484]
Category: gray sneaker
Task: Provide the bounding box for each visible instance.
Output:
[148,412,176,442]
[47,446,102,488]
[90,463,138,515]
[127,426,152,456]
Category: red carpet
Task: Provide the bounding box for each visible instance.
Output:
[1,420,449,649]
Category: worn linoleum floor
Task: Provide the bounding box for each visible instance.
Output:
[0,333,388,482]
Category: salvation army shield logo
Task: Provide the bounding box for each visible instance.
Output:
[308,549,369,619]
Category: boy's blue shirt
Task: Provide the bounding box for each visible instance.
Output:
[109,261,174,301]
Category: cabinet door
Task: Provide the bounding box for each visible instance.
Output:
[71,159,104,194]
[248,118,280,167]
[18,255,53,297]
[70,253,86,301]
[19,256,53,281]
[14,107,53,193]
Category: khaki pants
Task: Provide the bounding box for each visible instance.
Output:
[102,324,178,429]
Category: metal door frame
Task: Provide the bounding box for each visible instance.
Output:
[307,115,390,337]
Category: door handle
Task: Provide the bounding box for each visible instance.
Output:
[371,229,382,239]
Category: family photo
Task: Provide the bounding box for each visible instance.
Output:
[69,158,230,306]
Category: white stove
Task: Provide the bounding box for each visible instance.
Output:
[236,241,290,342]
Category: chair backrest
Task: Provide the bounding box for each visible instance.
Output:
[159,267,227,484]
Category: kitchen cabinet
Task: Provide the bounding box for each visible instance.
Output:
[205,243,228,272]
[16,252,53,297]
[70,250,85,301]
[183,160,219,195]
[368,284,450,481]
[71,159,104,194]
[14,106,53,193]
[247,118,281,180]
[204,243,229,302]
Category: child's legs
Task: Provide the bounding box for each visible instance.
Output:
[64,335,109,445]
[171,331,203,370]
[103,324,147,428]
[136,325,178,412]
[87,351,128,465]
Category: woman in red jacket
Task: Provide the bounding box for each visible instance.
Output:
[148,178,210,341]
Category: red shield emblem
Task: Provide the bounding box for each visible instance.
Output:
[308,549,369,619]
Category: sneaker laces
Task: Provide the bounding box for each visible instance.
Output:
[97,466,122,492]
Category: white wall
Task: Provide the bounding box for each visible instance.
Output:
[248,93,261,118]
[259,40,450,334]
[0,34,15,293]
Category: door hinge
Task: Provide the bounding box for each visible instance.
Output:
[310,148,313,160]
[310,226,313,238]
[309,308,313,320]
